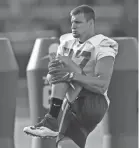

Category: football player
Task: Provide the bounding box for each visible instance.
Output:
[23,5,118,148]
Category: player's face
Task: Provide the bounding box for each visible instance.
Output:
[71,13,91,39]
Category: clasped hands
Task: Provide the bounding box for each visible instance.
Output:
[47,55,82,85]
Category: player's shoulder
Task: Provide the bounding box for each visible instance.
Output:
[88,34,118,49]
[59,33,75,45]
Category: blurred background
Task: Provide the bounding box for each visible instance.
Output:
[0,0,136,148]
[0,0,136,78]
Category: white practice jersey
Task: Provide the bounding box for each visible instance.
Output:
[57,33,118,105]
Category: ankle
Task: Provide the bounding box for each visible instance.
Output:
[49,97,63,118]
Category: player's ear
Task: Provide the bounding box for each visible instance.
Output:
[88,19,94,27]
[92,19,95,26]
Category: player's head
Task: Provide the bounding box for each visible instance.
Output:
[70,5,95,40]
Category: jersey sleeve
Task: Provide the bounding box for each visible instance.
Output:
[56,33,74,57]
[96,39,118,61]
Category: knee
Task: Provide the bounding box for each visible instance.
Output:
[57,137,80,148]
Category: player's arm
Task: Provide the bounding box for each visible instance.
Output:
[72,56,114,94]
[71,38,118,94]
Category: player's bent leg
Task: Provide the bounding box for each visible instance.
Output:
[71,89,108,133]
[23,82,70,138]
[51,83,69,99]
[56,101,88,148]
[57,88,108,148]
[57,137,80,148]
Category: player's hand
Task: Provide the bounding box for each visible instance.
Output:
[47,71,72,84]
[48,59,63,72]
[49,55,82,74]
[47,58,71,84]
[58,55,82,73]
[47,56,81,84]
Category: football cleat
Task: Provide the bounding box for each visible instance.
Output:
[23,114,59,138]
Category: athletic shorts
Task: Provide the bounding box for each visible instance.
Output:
[56,88,108,148]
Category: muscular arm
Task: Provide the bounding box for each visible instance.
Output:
[72,56,115,94]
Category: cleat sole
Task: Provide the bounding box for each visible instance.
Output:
[24,131,57,139]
